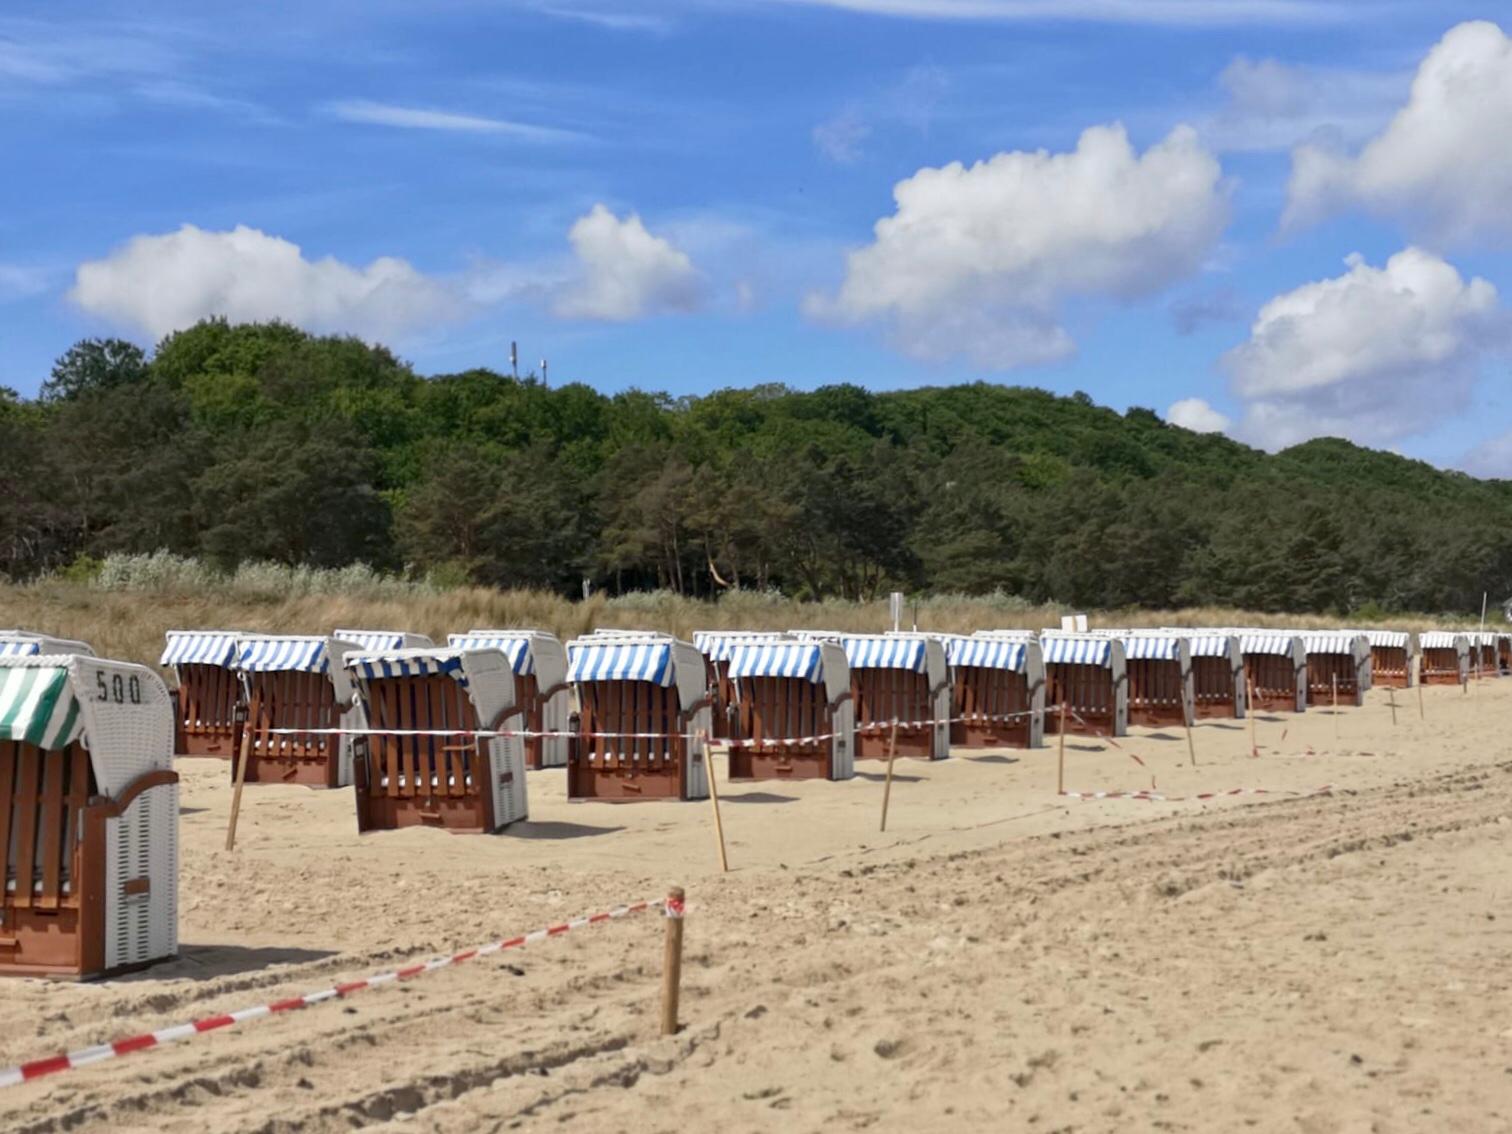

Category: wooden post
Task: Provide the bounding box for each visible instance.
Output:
[225,701,253,852]
[880,720,899,832]
[1056,701,1067,794]
[660,886,685,1037]
[1388,686,1398,727]
[1184,699,1198,767]
[1418,657,1426,720]
[1332,674,1339,742]
[1246,675,1259,757]
[700,732,728,873]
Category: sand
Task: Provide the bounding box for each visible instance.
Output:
[3,678,1511,1132]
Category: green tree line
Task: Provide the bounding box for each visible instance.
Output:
[4,319,1510,614]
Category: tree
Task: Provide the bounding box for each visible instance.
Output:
[40,339,148,402]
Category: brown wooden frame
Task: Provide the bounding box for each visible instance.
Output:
[950,665,1032,748]
[728,676,850,779]
[172,662,241,758]
[0,741,178,978]
[1370,646,1410,689]
[1125,659,1188,729]
[852,668,943,759]
[1305,654,1363,707]
[1045,662,1117,736]
[236,670,346,789]
[1420,647,1465,686]
[1191,656,1240,720]
[567,681,712,800]
[1244,653,1302,712]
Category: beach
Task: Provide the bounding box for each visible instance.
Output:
[2,677,1510,1132]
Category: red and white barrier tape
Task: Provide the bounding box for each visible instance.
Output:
[0,897,666,1090]
[1059,784,1335,803]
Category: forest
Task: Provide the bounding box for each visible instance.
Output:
[3,319,1510,616]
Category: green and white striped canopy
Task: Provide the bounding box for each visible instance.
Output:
[0,666,84,749]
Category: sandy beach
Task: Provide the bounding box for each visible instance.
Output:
[2,677,1510,1132]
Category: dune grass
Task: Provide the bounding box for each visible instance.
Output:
[0,554,1481,670]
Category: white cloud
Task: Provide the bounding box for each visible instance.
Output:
[0,264,50,303]
[1201,55,1406,153]
[538,6,675,31]
[1222,247,1505,449]
[1165,397,1232,433]
[69,224,458,341]
[1285,20,1512,244]
[553,205,705,321]
[813,109,871,163]
[769,0,1346,25]
[807,123,1228,368]
[323,99,587,142]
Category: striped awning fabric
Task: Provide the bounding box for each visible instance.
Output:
[946,636,1028,671]
[1233,635,1294,662]
[160,631,239,668]
[727,641,825,682]
[346,651,468,687]
[0,639,42,658]
[842,636,928,673]
[1360,629,1411,648]
[447,633,535,675]
[232,637,329,674]
[1122,635,1180,661]
[693,631,786,662]
[0,665,84,749]
[1302,632,1359,655]
[1040,636,1112,666]
[334,629,416,653]
[1175,634,1234,658]
[567,640,675,686]
[1419,631,1465,649]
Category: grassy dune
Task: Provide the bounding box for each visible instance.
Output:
[0,569,1474,671]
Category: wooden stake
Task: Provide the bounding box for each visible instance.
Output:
[880,720,899,832]
[1056,701,1067,794]
[225,701,253,852]
[700,732,728,873]
[1388,686,1398,727]
[1332,674,1339,742]
[1246,676,1258,757]
[1418,657,1426,720]
[660,886,685,1036]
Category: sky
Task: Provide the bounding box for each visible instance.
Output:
[3,2,1512,472]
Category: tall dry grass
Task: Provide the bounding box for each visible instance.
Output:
[0,567,1482,672]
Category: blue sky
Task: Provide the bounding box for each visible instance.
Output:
[3,2,1511,471]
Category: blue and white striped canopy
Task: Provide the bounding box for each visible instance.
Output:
[1419,631,1464,649]
[1122,635,1180,661]
[841,636,928,673]
[946,636,1028,671]
[335,629,417,653]
[693,631,786,662]
[1040,636,1112,666]
[1185,635,1234,658]
[233,637,329,674]
[346,652,468,686]
[0,639,42,658]
[160,631,239,668]
[447,633,535,675]
[727,641,825,682]
[1238,633,1296,656]
[567,639,675,686]
[1302,632,1358,655]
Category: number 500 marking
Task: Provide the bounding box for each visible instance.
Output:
[95,670,143,705]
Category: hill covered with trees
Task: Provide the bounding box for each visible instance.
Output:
[3,319,1509,616]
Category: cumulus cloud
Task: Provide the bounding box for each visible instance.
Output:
[1221,247,1505,449]
[1202,55,1405,153]
[1285,20,1512,244]
[1165,397,1232,433]
[553,204,705,321]
[807,123,1228,368]
[69,224,458,341]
